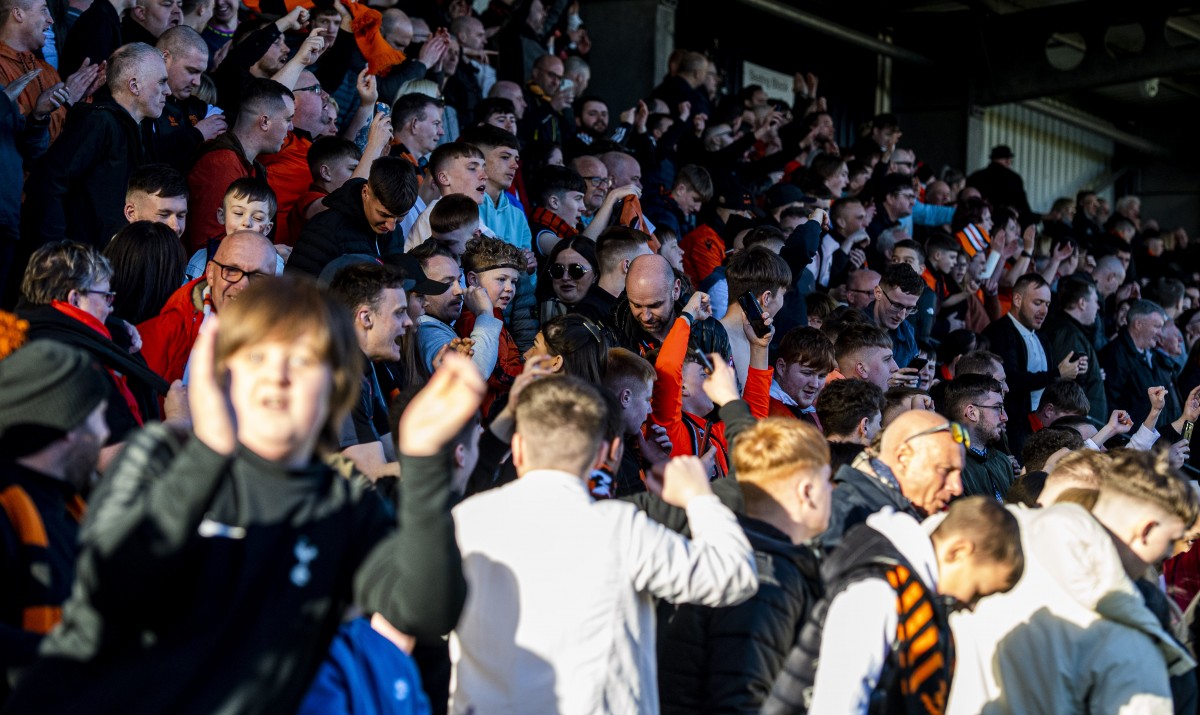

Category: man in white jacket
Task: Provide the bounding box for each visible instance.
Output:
[947,449,1199,715]
[449,375,758,715]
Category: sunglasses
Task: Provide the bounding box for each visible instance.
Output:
[549,262,591,280]
[903,421,971,450]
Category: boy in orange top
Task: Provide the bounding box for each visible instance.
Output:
[650,290,772,478]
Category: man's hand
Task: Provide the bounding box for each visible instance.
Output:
[522,249,537,274]
[1181,384,1200,423]
[31,81,69,120]
[1148,386,1168,413]
[276,6,309,32]
[398,352,486,455]
[356,68,378,105]
[907,393,934,411]
[888,367,920,389]
[418,32,450,69]
[1057,352,1086,380]
[296,30,325,66]
[683,291,712,323]
[363,110,393,156]
[742,308,774,349]
[195,113,227,141]
[659,455,714,509]
[847,247,867,269]
[1169,438,1191,470]
[633,99,649,133]
[508,354,556,406]
[122,320,143,354]
[1116,282,1140,302]
[1051,240,1074,263]
[605,184,641,205]
[1106,409,1134,436]
[677,100,691,123]
[702,354,740,408]
[462,285,493,316]
[64,59,101,104]
[636,423,673,466]
[431,337,475,370]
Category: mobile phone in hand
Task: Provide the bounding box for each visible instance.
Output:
[737,291,771,338]
[908,357,928,371]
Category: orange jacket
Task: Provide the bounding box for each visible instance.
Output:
[680,224,724,287]
[651,316,771,477]
[262,131,312,246]
[0,44,66,141]
[138,278,207,384]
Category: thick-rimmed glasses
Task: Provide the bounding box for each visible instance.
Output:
[210,260,273,285]
[879,288,918,316]
[85,289,116,306]
[580,175,612,188]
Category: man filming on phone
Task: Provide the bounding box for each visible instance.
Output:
[720,246,791,390]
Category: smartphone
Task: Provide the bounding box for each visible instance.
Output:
[691,349,714,374]
[1185,420,1195,442]
[737,292,771,338]
[1069,353,1082,363]
[699,420,715,458]
[908,357,928,371]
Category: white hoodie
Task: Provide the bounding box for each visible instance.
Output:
[946,503,1192,715]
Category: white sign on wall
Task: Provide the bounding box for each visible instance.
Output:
[742,61,793,102]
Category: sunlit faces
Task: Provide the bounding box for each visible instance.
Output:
[467,266,519,310]
[420,255,465,324]
[410,104,445,156]
[682,359,714,416]
[263,95,295,154]
[164,45,206,100]
[550,246,595,305]
[134,0,182,37]
[858,346,898,391]
[899,430,965,515]
[659,237,684,272]
[361,184,399,234]
[626,279,678,339]
[550,190,587,227]
[321,155,359,191]
[218,196,274,236]
[125,191,188,236]
[482,145,520,192]
[132,56,172,121]
[226,335,333,465]
[362,287,413,362]
[438,156,488,203]
[775,361,828,409]
[1012,283,1051,331]
[73,276,114,324]
[205,237,277,313]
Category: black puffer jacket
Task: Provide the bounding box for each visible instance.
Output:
[658,516,823,714]
[819,462,920,552]
[17,303,168,443]
[287,178,406,277]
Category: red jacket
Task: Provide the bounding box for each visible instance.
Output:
[651,316,771,477]
[138,278,207,384]
[680,223,724,287]
[186,134,265,252]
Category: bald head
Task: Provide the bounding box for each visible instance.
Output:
[381,9,413,51]
[602,151,641,190]
[878,410,966,515]
[626,254,680,339]
[208,231,278,313]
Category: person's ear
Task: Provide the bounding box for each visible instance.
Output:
[671,278,681,302]
[944,538,975,564]
[357,306,373,328]
[66,288,83,308]
[132,3,146,22]
[965,404,978,424]
[123,202,137,222]
[857,416,869,440]
[465,271,480,287]
[319,164,333,183]
[549,354,564,373]
[775,357,786,373]
[216,207,226,225]
[619,387,632,408]
[452,442,467,469]
[548,194,560,211]
[855,361,868,380]
[1139,520,1158,548]
[262,220,274,236]
[758,289,772,308]
[511,432,526,469]
[259,113,271,131]
[894,441,913,470]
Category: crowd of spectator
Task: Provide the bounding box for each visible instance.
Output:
[1,0,1200,712]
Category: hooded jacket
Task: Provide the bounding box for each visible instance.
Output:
[946,503,1190,715]
[287,178,405,277]
[820,455,922,553]
[22,98,154,248]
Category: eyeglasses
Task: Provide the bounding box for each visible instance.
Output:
[904,421,971,450]
[971,403,1008,416]
[293,84,323,93]
[85,289,116,305]
[550,262,591,280]
[846,287,872,295]
[210,260,273,285]
[878,288,919,316]
[580,175,612,188]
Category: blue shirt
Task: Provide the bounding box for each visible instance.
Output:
[480,191,532,252]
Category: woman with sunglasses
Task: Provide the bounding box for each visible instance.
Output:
[536,235,599,323]
[16,240,174,466]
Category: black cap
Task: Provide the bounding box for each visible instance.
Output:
[716,175,754,211]
[990,145,1014,160]
[764,183,805,211]
[382,253,451,296]
[0,341,109,439]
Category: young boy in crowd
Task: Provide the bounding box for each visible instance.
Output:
[650,289,772,478]
[285,137,362,244]
[430,194,483,259]
[184,178,283,281]
[529,165,587,261]
[458,235,525,416]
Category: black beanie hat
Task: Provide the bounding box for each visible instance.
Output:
[0,341,109,439]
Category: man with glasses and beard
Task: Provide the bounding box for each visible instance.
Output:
[939,374,1016,501]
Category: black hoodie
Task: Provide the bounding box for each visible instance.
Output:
[287,178,405,277]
